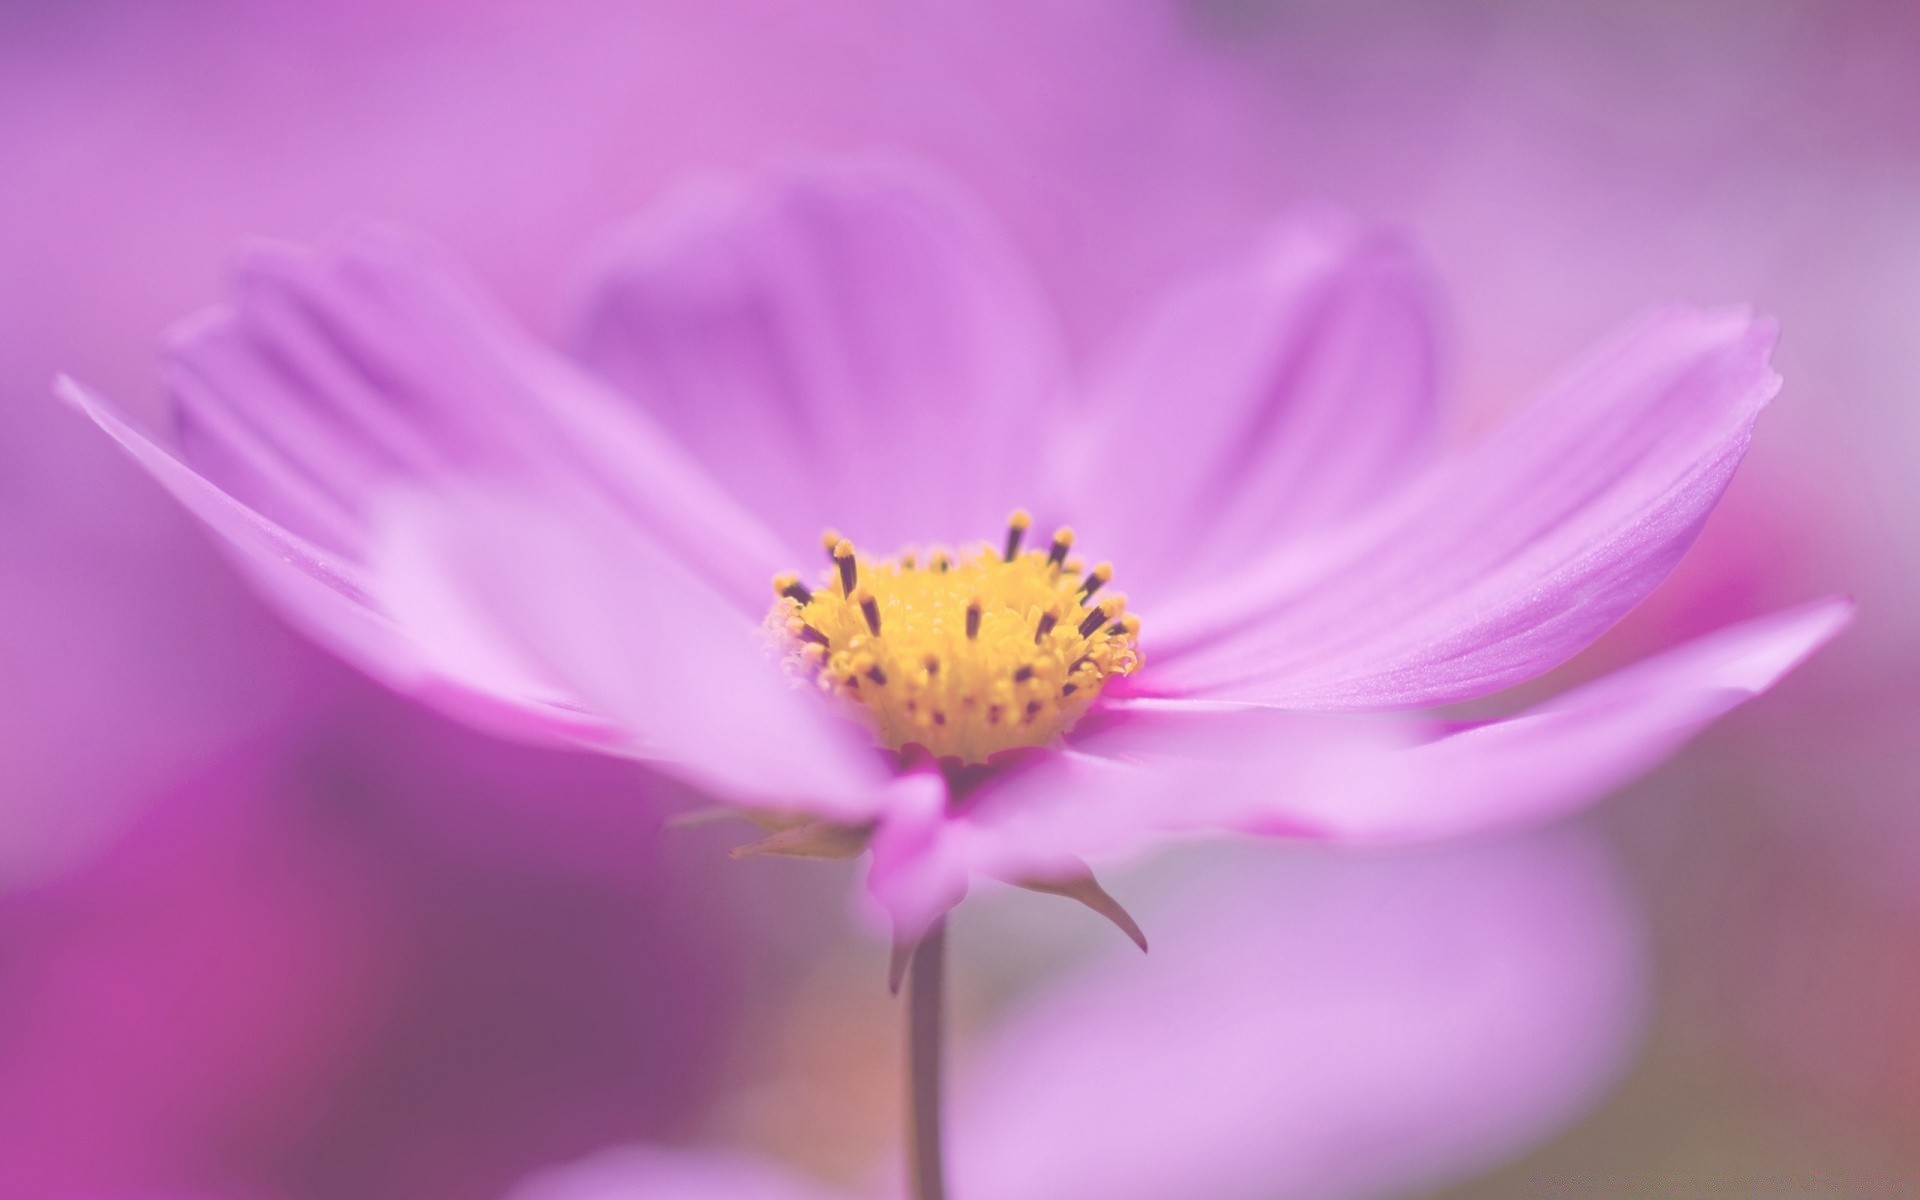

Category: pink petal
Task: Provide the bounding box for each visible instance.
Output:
[573,158,1071,556]
[1144,307,1783,708]
[1057,214,1440,604]
[164,224,786,610]
[952,833,1644,1200]
[372,485,889,820]
[906,597,1847,895]
[1298,596,1855,844]
[63,376,627,749]
[505,1145,845,1200]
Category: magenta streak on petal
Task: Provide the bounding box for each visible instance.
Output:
[573,157,1073,557]
[371,484,890,821]
[1055,213,1441,606]
[1138,307,1781,709]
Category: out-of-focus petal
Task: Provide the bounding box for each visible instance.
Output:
[1059,214,1441,603]
[573,158,1071,556]
[60,379,411,680]
[864,766,968,940]
[504,1145,845,1200]
[60,378,620,750]
[1143,307,1782,707]
[951,833,1644,1200]
[371,485,890,820]
[162,224,787,609]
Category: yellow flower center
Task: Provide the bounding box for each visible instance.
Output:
[767,510,1143,765]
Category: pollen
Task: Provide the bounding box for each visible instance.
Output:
[766,511,1143,764]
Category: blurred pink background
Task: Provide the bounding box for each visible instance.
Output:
[2,1,1914,1196]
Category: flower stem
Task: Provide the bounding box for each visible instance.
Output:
[907,919,950,1200]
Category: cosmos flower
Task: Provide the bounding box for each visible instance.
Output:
[61,157,1849,942]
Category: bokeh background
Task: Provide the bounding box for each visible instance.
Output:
[2,1,1915,1196]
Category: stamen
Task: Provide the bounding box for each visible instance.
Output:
[855,589,882,636]
[1034,607,1060,644]
[1079,562,1113,600]
[1046,526,1074,569]
[833,538,858,595]
[1003,509,1032,562]
[773,572,813,604]
[820,528,844,560]
[1078,600,1117,639]
[766,513,1142,764]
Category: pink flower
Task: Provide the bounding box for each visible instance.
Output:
[62,157,1849,939]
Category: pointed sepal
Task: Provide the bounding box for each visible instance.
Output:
[1016,864,1149,952]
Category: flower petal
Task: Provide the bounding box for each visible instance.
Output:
[64,377,634,749]
[1300,596,1855,844]
[505,1145,845,1200]
[163,223,786,610]
[371,485,890,820]
[918,597,1847,889]
[952,833,1643,1200]
[1144,307,1783,707]
[1058,214,1441,603]
[573,158,1071,555]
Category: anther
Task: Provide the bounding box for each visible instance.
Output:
[1061,682,1079,696]
[773,572,813,604]
[1003,510,1032,562]
[833,539,858,595]
[1034,607,1060,644]
[1046,526,1075,569]
[965,598,982,640]
[820,528,844,559]
[930,551,952,573]
[1013,664,1035,683]
[795,624,830,647]
[850,588,882,636]
[867,664,888,685]
[923,654,941,676]
[1079,562,1113,600]
[1078,602,1115,639]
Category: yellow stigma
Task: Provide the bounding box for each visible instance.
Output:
[766,512,1143,764]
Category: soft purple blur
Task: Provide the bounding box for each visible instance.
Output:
[503,830,1644,1200]
[5,1,1917,1198]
